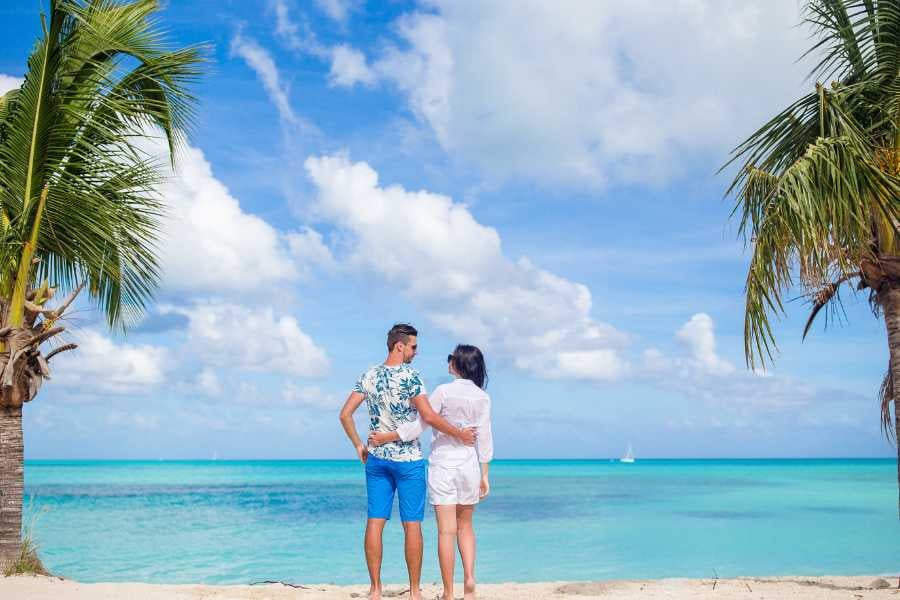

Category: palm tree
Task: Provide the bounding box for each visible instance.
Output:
[0,0,204,568]
[725,0,900,517]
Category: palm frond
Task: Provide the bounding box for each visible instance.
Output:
[0,3,65,222]
[0,0,206,328]
[804,0,875,82]
[801,271,859,339]
[881,362,895,442]
[739,136,900,367]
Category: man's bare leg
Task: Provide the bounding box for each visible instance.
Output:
[365,518,387,600]
[456,505,477,600]
[402,521,423,600]
[435,505,458,600]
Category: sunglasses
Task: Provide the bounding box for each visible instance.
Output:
[447,354,454,363]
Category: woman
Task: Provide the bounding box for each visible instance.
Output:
[369,344,493,600]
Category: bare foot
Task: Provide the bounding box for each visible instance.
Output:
[439,591,454,600]
[368,587,382,600]
[463,578,476,600]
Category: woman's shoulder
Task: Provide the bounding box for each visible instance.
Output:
[445,379,490,400]
[433,382,454,394]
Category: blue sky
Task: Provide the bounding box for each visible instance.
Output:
[0,0,892,459]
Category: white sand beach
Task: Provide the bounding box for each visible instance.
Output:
[1,575,897,599]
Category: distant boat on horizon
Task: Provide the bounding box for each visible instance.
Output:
[620,443,635,463]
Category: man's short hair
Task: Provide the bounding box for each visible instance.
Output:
[387,323,417,352]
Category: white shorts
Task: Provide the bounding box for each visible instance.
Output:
[427,453,481,506]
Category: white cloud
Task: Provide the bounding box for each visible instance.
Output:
[135,133,332,295]
[270,3,373,87]
[282,382,342,409]
[106,410,161,431]
[157,142,299,293]
[0,75,23,95]
[52,330,168,395]
[675,313,735,376]
[273,0,328,56]
[305,153,628,380]
[160,301,329,377]
[194,368,222,397]
[641,313,841,416]
[329,45,376,87]
[360,1,812,185]
[315,0,354,24]
[231,32,297,124]
[273,0,303,50]
[205,380,340,411]
[554,350,629,381]
[285,227,336,278]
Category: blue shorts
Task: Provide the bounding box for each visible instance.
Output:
[365,455,426,522]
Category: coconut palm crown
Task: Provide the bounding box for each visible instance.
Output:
[0,0,204,569]
[724,0,900,516]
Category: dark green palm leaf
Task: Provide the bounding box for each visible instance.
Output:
[0,0,206,329]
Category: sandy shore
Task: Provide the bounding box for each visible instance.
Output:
[1,575,898,599]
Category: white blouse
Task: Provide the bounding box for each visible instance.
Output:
[396,378,493,464]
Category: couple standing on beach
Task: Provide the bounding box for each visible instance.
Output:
[339,323,494,600]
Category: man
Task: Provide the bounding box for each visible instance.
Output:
[339,324,476,600]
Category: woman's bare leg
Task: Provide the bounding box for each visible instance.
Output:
[456,505,476,599]
[434,505,458,600]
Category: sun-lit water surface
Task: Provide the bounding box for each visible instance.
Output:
[22,458,900,584]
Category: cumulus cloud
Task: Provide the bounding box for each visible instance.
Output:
[160,301,330,377]
[158,142,298,292]
[285,227,337,278]
[349,1,813,185]
[640,313,860,421]
[554,349,628,381]
[231,31,297,124]
[305,153,628,380]
[329,44,376,87]
[135,133,334,294]
[674,313,735,377]
[0,74,23,95]
[52,330,168,395]
[641,313,741,385]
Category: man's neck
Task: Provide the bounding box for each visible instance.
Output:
[383,354,404,367]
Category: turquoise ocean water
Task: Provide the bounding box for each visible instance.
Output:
[22,459,900,584]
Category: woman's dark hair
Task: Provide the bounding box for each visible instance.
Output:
[448,344,488,389]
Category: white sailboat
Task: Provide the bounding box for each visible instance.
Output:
[620,443,635,463]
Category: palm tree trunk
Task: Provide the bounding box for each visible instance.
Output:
[0,404,23,570]
[880,286,900,519]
